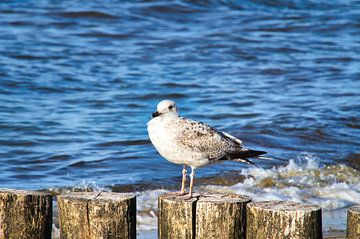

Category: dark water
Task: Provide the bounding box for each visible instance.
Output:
[0,0,360,201]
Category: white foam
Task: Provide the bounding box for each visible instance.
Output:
[136,189,169,231]
[52,224,60,239]
[136,153,360,232]
[205,155,360,209]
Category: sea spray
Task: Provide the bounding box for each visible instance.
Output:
[135,154,360,232]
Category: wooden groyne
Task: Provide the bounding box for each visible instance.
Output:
[158,193,250,239]
[246,201,322,239]
[0,188,52,239]
[0,188,359,238]
[57,192,136,239]
[347,205,360,239]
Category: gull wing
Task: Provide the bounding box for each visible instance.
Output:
[176,117,240,160]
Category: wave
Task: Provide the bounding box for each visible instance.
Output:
[185,0,354,11]
[55,11,118,19]
[135,153,360,231]
[205,154,360,209]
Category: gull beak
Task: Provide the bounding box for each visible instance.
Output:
[152,111,161,118]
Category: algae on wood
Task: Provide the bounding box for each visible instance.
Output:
[246,200,322,239]
[0,188,52,239]
[57,192,136,239]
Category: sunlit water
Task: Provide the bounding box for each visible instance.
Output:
[0,0,359,236]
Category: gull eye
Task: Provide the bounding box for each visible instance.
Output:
[168,105,173,110]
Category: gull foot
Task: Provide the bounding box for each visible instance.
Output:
[179,193,193,200]
[165,191,187,196]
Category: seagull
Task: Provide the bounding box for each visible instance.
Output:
[147,100,267,198]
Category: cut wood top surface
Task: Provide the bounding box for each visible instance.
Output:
[198,193,251,203]
[57,192,135,201]
[160,192,251,203]
[0,188,50,196]
[348,205,360,212]
[248,200,320,212]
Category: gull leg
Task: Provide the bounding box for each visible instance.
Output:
[166,165,187,196]
[181,166,195,199]
[188,167,195,198]
[180,165,187,194]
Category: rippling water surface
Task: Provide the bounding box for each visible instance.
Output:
[0,0,359,235]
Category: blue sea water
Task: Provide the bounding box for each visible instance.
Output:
[0,0,360,234]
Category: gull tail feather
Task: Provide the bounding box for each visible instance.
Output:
[225,149,267,167]
[232,157,258,167]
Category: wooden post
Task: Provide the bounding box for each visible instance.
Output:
[158,193,251,239]
[347,205,360,239]
[158,194,198,239]
[196,194,250,239]
[246,201,322,239]
[0,188,52,239]
[57,192,136,239]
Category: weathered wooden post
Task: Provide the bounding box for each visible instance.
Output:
[246,201,322,239]
[347,205,360,239]
[57,192,136,239]
[196,194,250,239]
[158,194,198,239]
[0,188,52,239]
[158,193,251,239]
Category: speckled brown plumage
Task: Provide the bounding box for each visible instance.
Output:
[176,117,242,162]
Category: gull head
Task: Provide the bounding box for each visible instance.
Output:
[152,100,178,118]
